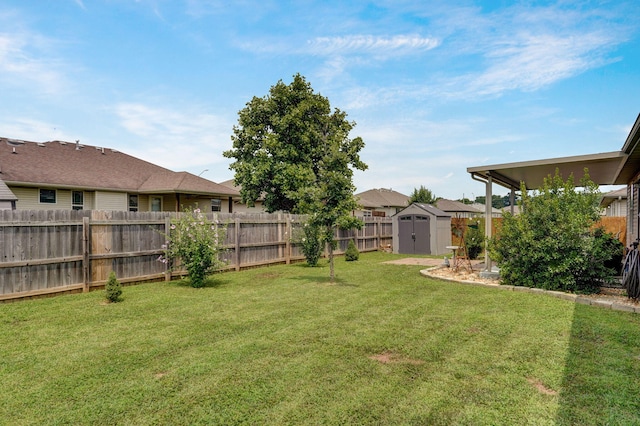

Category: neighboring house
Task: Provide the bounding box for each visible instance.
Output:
[435,199,482,218]
[600,187,627,217]
[219,179,267,213]
[354,188,410,217]
[470,202,503,217]
[501,205,522,215]
[0,138,239,212]
[0,178,17,210]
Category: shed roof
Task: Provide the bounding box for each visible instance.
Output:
[393,203,451,218]
[0,138,238,197]
[414,203,451,217]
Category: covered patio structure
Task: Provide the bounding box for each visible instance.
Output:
[467,113,640,272]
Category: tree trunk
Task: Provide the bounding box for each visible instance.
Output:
[329,242,335,282]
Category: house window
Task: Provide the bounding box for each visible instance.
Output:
[362,210,372,217]
[151,196,162,212]
[211,198,222,212]
[72,191,84,210]
[128,194,139,212]
[39,189,56,204]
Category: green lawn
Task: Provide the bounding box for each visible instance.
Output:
[1,252,639,425]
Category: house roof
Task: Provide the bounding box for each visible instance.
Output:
[0,138,238,197]
[600,187,627,208]
[501,205,522,215]
[470,203,502,215]
[219,179,239,191]
[435,199,482,214]
[355,188,410,208]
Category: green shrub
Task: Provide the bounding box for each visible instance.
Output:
[160,207,227,288]
[345,239,359,261]
[105,271,122,303]
[465,220,484,260]
[298,222,324,267]
[489,169,620,294]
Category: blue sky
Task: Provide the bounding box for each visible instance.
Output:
[1,0,638,200]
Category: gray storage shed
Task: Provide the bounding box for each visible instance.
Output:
[392,203,452,255]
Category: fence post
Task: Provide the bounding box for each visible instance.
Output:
[82,216,90,292]
[234,218,241,271]
[285,214,291,264]
[164,215,171,282]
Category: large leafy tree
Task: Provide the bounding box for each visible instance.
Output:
[408,185,439,205]
[224,74,367,280]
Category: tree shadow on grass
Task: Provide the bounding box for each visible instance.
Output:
[172,275,232,289]
[555,303,640,425]
[296,275,358,287]
[291,260,359,287]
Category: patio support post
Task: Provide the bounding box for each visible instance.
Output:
[510,189,515,215]
[485,175,493,271]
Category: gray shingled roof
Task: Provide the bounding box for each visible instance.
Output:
[355,188,410,208]
[0,138,238,196]
[435,199,482,214]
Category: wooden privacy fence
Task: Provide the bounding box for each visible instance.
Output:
[0,210,392,301]
[450,216,627,246]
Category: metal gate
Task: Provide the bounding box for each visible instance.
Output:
[398,214,431,254]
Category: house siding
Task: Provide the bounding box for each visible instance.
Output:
[84,191,95,209]
[6,187,238,213]
[138,194,149,212]
[12,187,73,210]
[604,199,627,217]
[163,195,178,212]
[232,200,266,213]
[95,191,127,211]
[11,187,39,210]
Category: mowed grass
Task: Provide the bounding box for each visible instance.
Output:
[1,252,639,425]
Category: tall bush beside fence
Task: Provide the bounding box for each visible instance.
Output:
[0,210,392,301]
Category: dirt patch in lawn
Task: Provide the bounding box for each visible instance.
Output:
[527,377,558,396]
[369,351,425,365]
[383,258,450,267]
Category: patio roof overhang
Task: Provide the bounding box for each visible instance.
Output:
[467,151,628,192]
[466,113,640,272]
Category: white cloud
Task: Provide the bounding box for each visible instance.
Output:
[306,34,440,57]
[336,3,631,104]
[113,102,234,172]
[0,33,68,94]
[465,32,619,97]
[0,117,71,142]
[240,33,439,59]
